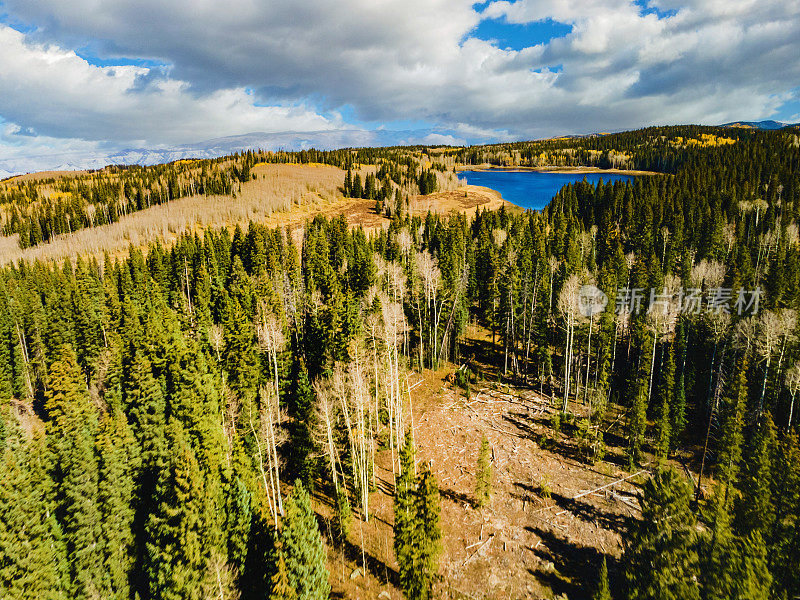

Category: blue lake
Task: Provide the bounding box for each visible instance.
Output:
[457,169,636,210]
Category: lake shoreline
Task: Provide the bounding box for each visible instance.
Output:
[455,168,639,210]
[455,164,660,176]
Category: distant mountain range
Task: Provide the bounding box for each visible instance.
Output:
[2,121,799,179]
[0,129,470,179]
[720,120,799,130]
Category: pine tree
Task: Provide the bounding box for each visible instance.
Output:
[0,424,68,599]
[623,468,700,600]
[96,410,140,600]
[268,542,297,600]
[279,481,330,600]
[332,486,352,543]
[735,413,777,538]
[593,556,612,600]
[475,434,492,507]
[46,345,104,600]
[145,421,213,600]
[655,341,676,461]
[394,432,418,598]
[413,465,442,600]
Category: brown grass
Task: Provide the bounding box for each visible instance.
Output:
[0,163,344,264]
[0,165,505,265]
[322,353,645,600]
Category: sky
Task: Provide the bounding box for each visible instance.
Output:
[0,0,799,173]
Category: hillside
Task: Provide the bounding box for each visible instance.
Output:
[1,125,800,599]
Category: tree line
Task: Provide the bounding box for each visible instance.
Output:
[1,125,799,598]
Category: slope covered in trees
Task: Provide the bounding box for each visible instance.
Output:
[0,125,799,599]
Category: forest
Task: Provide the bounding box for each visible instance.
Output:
[1,124,800,600]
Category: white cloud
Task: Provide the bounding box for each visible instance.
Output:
[0,25,339,146]
[0,0,798,169]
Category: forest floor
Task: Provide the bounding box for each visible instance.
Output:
[316,327,656,600]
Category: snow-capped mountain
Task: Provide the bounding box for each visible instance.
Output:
[0,129,468,178]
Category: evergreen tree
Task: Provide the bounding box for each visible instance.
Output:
[46,345,104,600]
[670,371,687,452]
[223,472,252,577]
[475,434,492,507]
[268,542,297,600]
[655,341,676,461]
[593,556,612,600]
[394,432,418,598]
[394,432,442,600]
[413,464,442,600]
[279,481,330,600]
[145,421,213,600]
[705,526,772,600]
[286,356,317,485]
[623,468,700,600]
[0,424,67,599]
[96,410,140,600]
[735,413,777,538]
[332,486,352,543]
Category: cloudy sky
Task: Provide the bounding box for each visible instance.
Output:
[0,0,798,172]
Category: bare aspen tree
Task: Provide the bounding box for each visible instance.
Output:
[381,298,407,475]
[785,362,800,431]
[660,226,671,270]
[772,309,796,405]
[558,274,584,412]
[221,383,239,470]
[256,300,285,401]
[248,386,284,527]
[397,228,413,259]
[346,347,372,520]
[208,323,224,363]
[645,274,681,406]
[364,310,382,491]
[203,549,241,600]
[755,310,795,415]
[417,250,443,369]
[313,377,340,493]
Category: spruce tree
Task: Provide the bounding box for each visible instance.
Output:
[593,556,612,600]
[96,410,140,600]
[145,421,213,600]
[0,425,68,599]
[394,432,442,600]
[46,344,104,600]
[223,472,252,576]
[705,525,772,600]
[332,486,352,543]
[279,481,330,600]
[413,464,442,600]
[394,432,418,598]
[670,371,687,453]
[268,541,297,600]
[735,413,777,538]
[475,434,492,507]
[623,468,700,600]
[655,341,676,461]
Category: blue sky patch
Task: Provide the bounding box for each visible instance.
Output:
[472,17,572,51]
